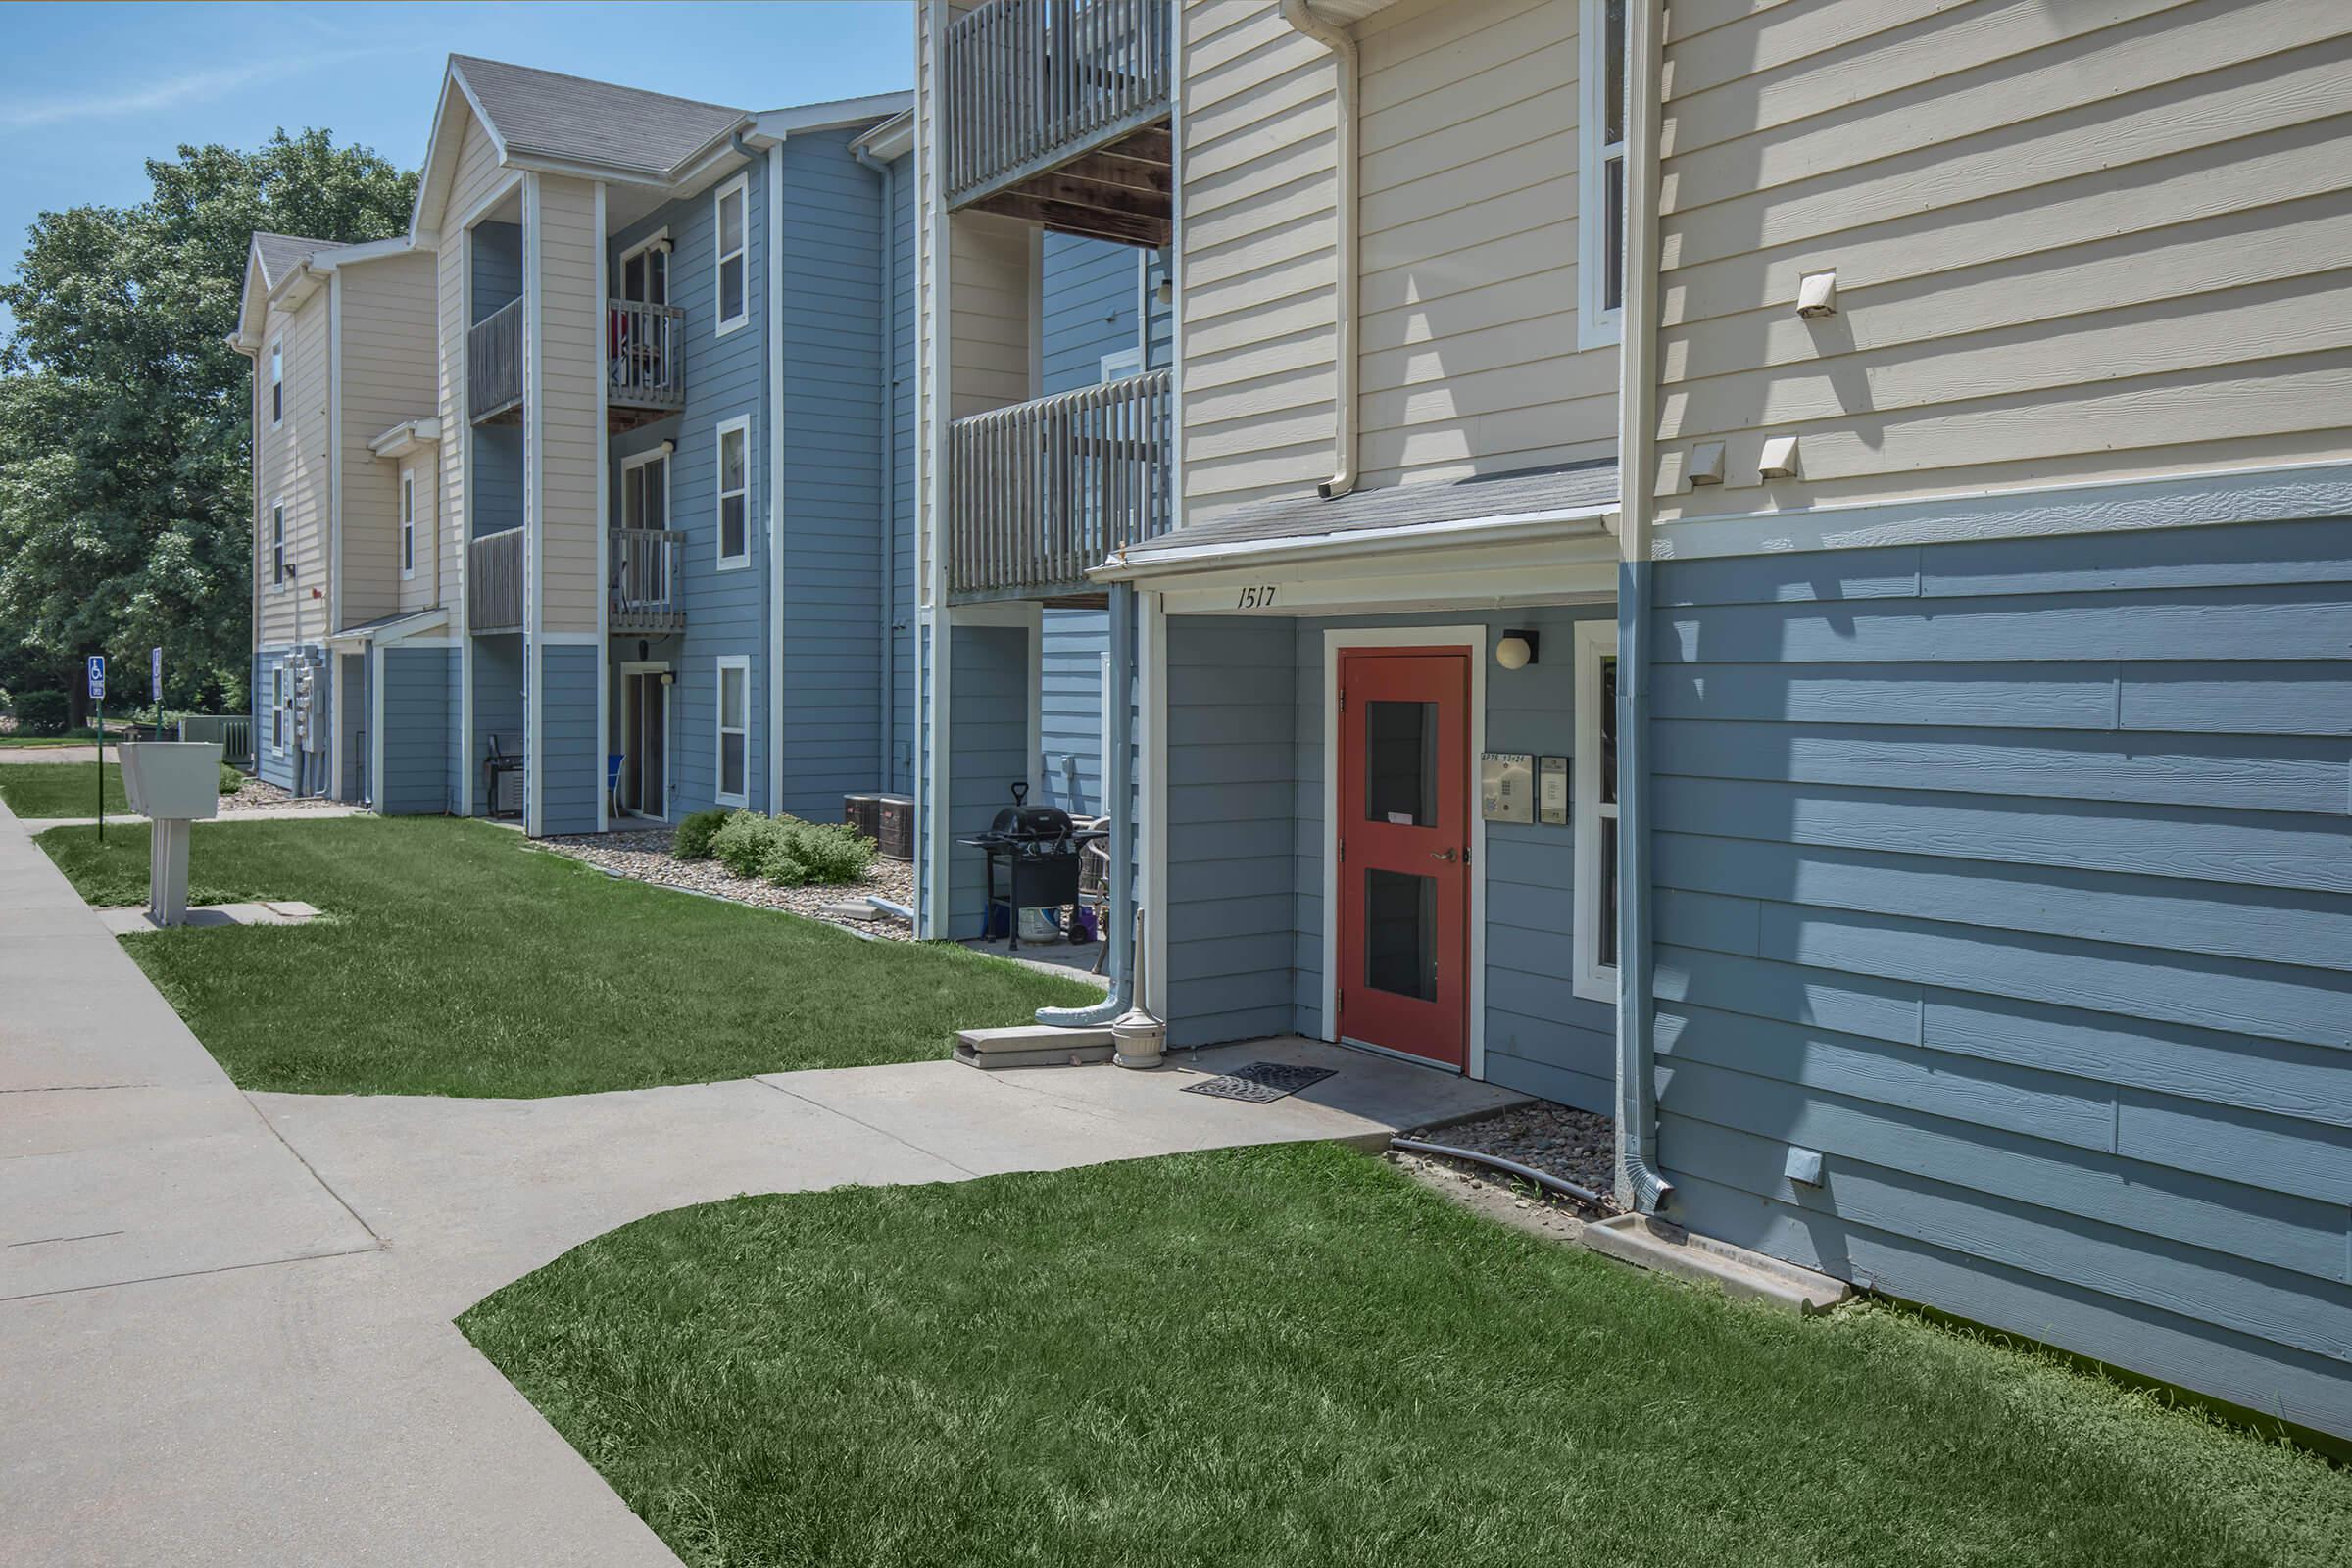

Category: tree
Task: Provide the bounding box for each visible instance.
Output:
[0,129,416,718]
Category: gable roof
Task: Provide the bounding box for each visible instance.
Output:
[252,232,347,291]
[449,55,752,182]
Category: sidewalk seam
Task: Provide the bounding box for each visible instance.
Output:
[753,1077,983,1178]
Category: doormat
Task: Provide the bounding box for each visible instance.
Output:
[1182,1061,1337,1105]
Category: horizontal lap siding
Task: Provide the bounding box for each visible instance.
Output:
[1650,0,2352,534]
[948,623,1029,938]
[1648,516,2352,1438]
[257,300,329,651]
[534,175,603,636]
[378,647,450,815]
[337,253,440,625]
[536,644,599,833]
[892,151,917,793]
[1041,610,1108,816]
[470,634,524,814]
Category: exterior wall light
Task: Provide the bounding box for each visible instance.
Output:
[1494,630,1540,670]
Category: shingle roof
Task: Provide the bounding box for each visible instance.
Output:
[252,232,346,289]
[1118,460,1621,563]
[450,56,750,180]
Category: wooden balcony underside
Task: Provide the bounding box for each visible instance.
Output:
[957,124,1172,249]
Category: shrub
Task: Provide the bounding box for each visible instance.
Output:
[757,839,811,887]
[11,690,70,735]
[710,809,781,878]
[218,761,244,795]
[671,808,731,861]
[782,817,876,885]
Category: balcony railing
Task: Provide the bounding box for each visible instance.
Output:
[945,0,1171,213]
[608,299,685,422]
[609,527,687,634]
[949,368,1171,600]
[469,527,524,635]
[467,298,524,425]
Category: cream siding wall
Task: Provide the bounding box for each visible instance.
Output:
[534,173,604,634]
[396,456,441,613]
[1180,0,1611,523]
[256,293,330,647]
[435,108,509,607]
[1648,0,2352,533]
[335,252,440,622]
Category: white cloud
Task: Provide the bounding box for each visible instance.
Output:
[0,49,374,130]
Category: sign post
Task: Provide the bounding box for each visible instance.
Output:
[151,646,164,740]
[86,655,106,841]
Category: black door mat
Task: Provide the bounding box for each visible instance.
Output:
[1182,1061,1337,1104]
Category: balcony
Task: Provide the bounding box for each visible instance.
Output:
[609,527,687,634]
[948,368,1171,602]
[469,527,524,635]
[608,299,685,431]
[468,299,523,426]
[944,0,1172,247]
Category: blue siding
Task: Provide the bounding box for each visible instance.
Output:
[536,644,599,833]
[377,646,449,815]
[889,150,917,795]
[947,623,1028,939]
[252,644,326,795]
[608,152,773,817]
[1647,514,2352,1440]
[337,651,368,802]
[1041,609,1107,815]
[470,634,524,813]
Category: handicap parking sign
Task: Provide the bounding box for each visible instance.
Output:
[86,654,105,699]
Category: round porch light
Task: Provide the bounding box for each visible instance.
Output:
[1494,630,1539,670]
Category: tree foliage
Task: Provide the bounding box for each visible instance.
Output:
[0,129,416,713]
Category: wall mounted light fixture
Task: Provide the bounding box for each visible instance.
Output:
[1494,629,1540,670]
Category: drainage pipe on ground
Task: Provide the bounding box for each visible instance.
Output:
[1278,0,1358,501]
[1390,1137,1607,1210]
[1613,0,1673,1215]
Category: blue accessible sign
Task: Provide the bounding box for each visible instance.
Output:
[86,654,105,699]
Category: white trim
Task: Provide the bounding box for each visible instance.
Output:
[615,661,674,821]
[399,466,418,580]
[1572,618,1619,1005]
[1159,549,1617,619]
[369,417,441,460]
[268,337,284,427]
[458,220,475,817]
[617,444,671,529]
[714,653,752,808]
[270,498,288,590]
[1098,648,1114,818]
[523,171,545,836]
[757,90,913,142]
[766,139,786,819]
[369,643,385,812]
[270,661,290,756]
[327,272,343,634]
[712,172,750,337]
[1317,625,1488,1080]
[1650,459,2352,563]
[596,179,612,835]
[1098,504,1619,581]
[1141,589,1168,1019]
[1577,0,1625,350]
[535,631,602,646]
[714,414,753,569]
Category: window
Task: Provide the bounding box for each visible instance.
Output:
[1573,619,1620,1004]
[714,656,750,807]
[1578,0,1628,348]
[270,664,288,753]
[618,234,669,306]
[269,339,283,425]
[621,447,669,531]
[714,416,750,567]
[713,176,748,334]
[399,470,416,578]
[271,501,286,588]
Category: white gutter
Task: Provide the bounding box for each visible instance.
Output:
[852,134,900,788]
[1278,0,1358,501]
[1093,503,1618,581]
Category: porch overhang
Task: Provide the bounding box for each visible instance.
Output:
[326,608,449,648]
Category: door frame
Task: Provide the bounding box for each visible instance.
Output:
[617,660,672,821]
[1320,625,1487,1080]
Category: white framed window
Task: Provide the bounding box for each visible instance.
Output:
[269,339,283,426]
[270,663,289,754]
[1578,0,1628,350]
[270,500,286,588]
[713,174,749,335]
[1572,618,1620,1004]
[399,469,416,579]
[714,416,750,568]
[618,231,670,306]
[620,445,670,531]
[714,655,750,807]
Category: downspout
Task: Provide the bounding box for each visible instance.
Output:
[1037,578,1137,1028]
[854,138,899,789]
[1613,0,1672,1215]
[1278,0,1356,500]
[740,125,787,817]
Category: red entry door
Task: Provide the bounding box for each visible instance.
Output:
[1336,648,1471,1070]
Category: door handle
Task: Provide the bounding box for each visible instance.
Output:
[1431,848,1458,862]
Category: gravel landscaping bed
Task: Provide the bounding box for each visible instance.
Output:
[1396,1100,1623,1216]
[220,777,348,815]
[537,828,917,939]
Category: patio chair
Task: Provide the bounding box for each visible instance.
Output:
[1074,815,1112,975]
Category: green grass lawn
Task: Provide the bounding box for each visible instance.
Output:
[0,761,129,817]
[0,728,108,748]
[461,1144,2352,1568]
[38,814,1097,1097]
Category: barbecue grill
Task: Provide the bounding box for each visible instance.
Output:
[957,782,1105,950]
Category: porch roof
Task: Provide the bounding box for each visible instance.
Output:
[1101,461,1620,578]
[326,608,448,647]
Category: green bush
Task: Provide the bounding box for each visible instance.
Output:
[710,809,780,878]
[784,817,876,884]
[11,690,70,735]
[671,808,731,861]
[219,761,244,795]
[757,839,811,887]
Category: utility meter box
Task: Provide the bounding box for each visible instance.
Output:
[120,741,225,821]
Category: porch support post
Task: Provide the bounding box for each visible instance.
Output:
[1037,578,1135,1026]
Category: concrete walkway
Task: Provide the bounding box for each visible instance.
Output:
[0,795,1514,1566]
[0,743,116,763]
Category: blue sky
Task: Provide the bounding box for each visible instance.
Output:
[0,1,913,336]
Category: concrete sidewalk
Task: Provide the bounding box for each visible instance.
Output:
[0,795,1515,1565]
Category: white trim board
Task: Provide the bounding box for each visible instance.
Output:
[1571,618,1619,1006]
[713,653,752,808]
[1319,625,1489,1082]
[595,178,612,834]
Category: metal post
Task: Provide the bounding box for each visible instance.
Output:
[95,697,105,843]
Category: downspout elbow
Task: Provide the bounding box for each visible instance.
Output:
[1280,0,1358,502]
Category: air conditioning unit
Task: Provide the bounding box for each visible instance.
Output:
[874,793,915,860]
[843,792,880,841]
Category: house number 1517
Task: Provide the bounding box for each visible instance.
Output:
[1236,585,1278,609]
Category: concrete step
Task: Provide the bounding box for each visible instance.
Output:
[954,1023,1116,1071]
[1582,1213,1851,1315]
